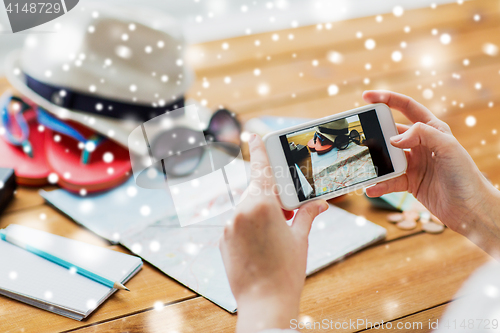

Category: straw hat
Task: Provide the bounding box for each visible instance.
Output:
[4,2,195,150]
[316,118,349,143]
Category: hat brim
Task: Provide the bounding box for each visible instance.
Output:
[4,50,202,155]
[317,132,338,143]
[315,127,339,144]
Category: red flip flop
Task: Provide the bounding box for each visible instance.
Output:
[39,109,131,193]
[0,93,51,186]
[307,138,316,152]
[312,132,334,155]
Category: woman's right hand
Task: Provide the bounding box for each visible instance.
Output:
[363,90,500,255]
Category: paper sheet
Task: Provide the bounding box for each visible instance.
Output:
[40,176,174,244]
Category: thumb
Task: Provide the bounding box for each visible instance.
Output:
[292,200,329,238]
[390,122,448,151]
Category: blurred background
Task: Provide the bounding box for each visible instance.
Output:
[0,0,458,67]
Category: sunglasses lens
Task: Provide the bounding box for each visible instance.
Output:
[350,129,361,144]
[151,128,205,177]
[336,135,349,150]
[207,109,241,146]
[163,146,204,177]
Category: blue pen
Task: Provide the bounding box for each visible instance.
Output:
[0,230,130,291]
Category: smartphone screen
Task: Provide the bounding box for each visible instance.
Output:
[279,109,394,201]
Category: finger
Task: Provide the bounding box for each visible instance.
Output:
[365,174,409,197]
[396,123,411,134]
[248,134,274,188]
[362,90,436,124]
[282,209,295,220]
[292,200,329,238]
[390,122,451,152]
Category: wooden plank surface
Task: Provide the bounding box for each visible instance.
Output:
[189,24,500,117]
[3,186,51,214]
[333,193,428,241]
[186,0,499,75]
[186,0,500,115]
[297,231,489,332]
[0,0,498,332]
[73,297,237,333]
[231,55,500,123]
[70,230,489,333]
[363,303,448,332]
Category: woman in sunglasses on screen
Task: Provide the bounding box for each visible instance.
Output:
[219,90,500,333]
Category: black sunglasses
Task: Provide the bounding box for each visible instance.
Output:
[315,129,361,150]
[334,129,361,150]
[134,109,242,189]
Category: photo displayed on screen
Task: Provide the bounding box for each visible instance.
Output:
[279,109,394,202]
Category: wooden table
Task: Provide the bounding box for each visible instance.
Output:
[1,1,499,332]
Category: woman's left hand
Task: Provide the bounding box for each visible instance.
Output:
[219,134,328,333]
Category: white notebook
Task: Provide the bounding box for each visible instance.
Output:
[0,225,143,320]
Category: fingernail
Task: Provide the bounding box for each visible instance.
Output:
[391,134,403,143]
[249,133,257,143]
[319,202,329,214]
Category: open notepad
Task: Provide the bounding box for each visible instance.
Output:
[0,225,143,320]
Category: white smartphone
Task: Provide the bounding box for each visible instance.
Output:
[263,103,407,210]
